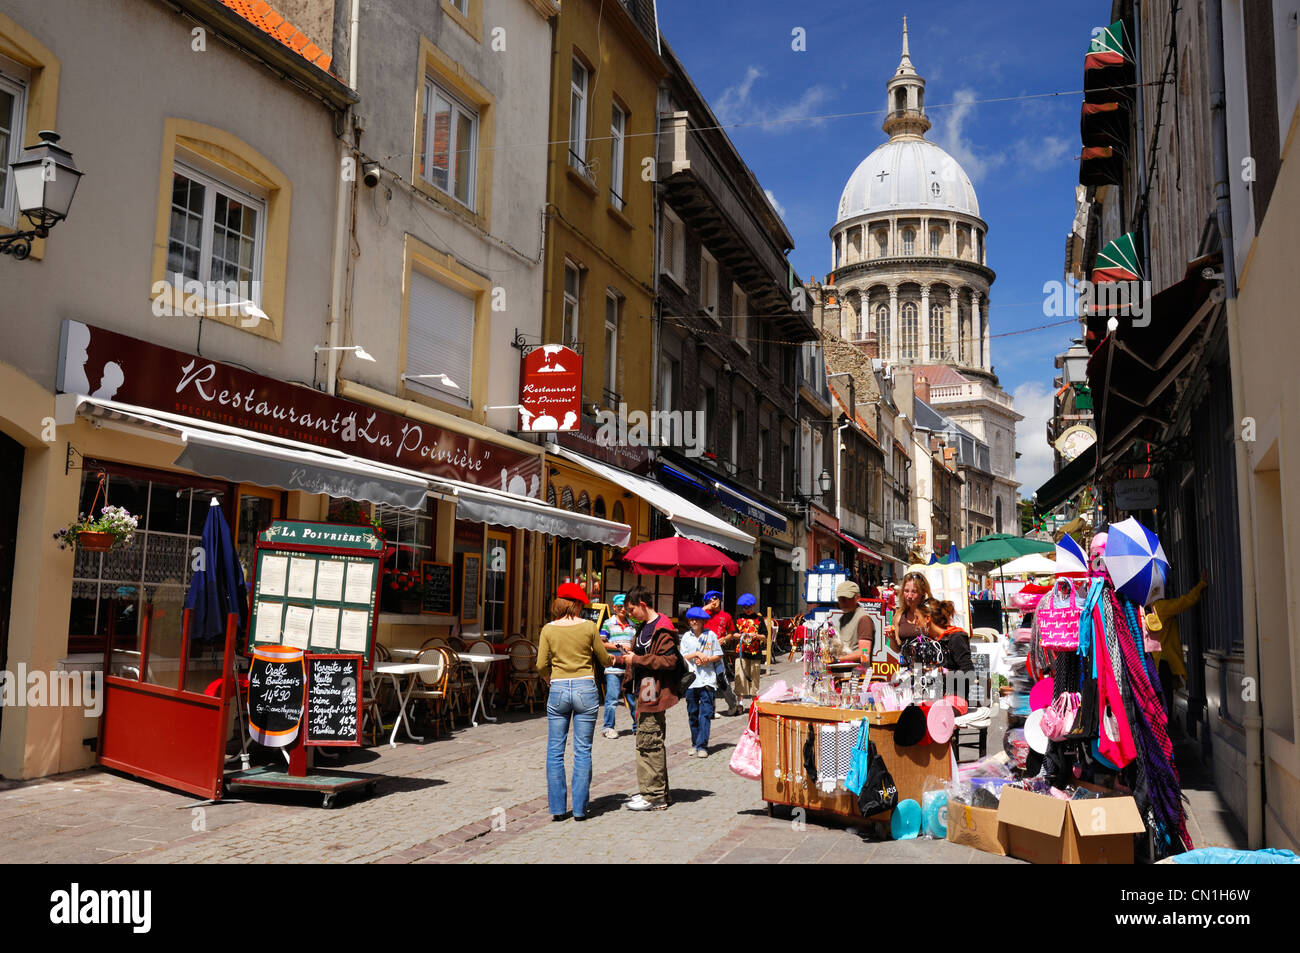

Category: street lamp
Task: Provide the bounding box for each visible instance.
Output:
[1058,338,1090,383]
[817,468,832,495]
[315,344,376,362]
[1,131,84,260]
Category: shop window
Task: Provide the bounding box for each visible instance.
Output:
[577,490,591,515]
[611,499,624,524]
[593,496,606,519]
[68,467,227,686]
[372,500,436,576]
[560,485,575,511]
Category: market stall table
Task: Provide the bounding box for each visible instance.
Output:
[372,661,442,747]
[755,702,952,823]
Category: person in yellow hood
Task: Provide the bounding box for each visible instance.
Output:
[1145,568,1208,713]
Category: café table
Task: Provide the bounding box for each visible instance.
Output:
[451,651,511,727]
[386,647,424,660]
[372,660,442,747]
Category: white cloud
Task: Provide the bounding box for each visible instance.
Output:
[713,66,832,133]
[933,87,1007,183]
[1013,380,1057,501]
[764,188,786,218]
[1012,135,1073,172]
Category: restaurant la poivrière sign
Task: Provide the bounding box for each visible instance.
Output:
[57,320,541,493]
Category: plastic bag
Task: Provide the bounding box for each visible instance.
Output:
[920,775,948,839]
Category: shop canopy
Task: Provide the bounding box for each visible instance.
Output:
[553,446,756,557]
[659,458,789,532]
[836,530,883,564]
[1033,443,1096,514]
[61,396,633,547]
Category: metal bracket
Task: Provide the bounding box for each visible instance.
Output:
[65,442,83,475]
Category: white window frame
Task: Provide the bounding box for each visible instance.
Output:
[661,207,684,283]
[449,0,469,14]
[609,102,626,210]
[732,283,749,351]
[604,290,620,402]
[929,228,942,254]
[699,248,718,318]
[569,58,589,174]
[902,227,916,255]
[563,261,581,347]
[406,267,476,408]
[167,157,267,307]
[421,77,479,210]
[0,62,27,228]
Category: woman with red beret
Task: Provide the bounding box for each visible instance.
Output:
[537,582,612,821]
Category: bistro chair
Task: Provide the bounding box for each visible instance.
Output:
[407,648,452,739]
[362,644,394,746]
[447,635,469,653]
[420,636,450,651]
[463,639,500,710]
[507,641,542,713]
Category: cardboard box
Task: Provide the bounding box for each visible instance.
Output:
[947,801,1008,856]
[996,786,1145,864]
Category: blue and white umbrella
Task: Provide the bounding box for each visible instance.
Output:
[1102,517,1169,605]
[1055,534,1090,576]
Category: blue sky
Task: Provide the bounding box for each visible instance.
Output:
[657,0,1105,498]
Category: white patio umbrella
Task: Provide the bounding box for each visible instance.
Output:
[997,552,1058,577]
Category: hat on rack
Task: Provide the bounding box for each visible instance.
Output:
[894,704,928,747]
[704,589,723,603]
[557,582,590,605]
[925,700,955,745]
[736,593,757,608]
[835,580,861,599]
[611,594,626,606]
[685,606,710,621]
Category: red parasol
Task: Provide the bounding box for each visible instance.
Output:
[622,536,739,578]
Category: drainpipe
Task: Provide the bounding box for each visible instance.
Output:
[1208,0,1261,849]
[1133,0,1152,281]
[326,0,360,395]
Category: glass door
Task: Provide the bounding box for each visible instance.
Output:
[483,531,511,641]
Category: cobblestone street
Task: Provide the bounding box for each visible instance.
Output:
[0,658,1242,864]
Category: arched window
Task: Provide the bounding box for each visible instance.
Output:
[547,484,556,506]
[848,229,861,262]
[612,500,624,524]
[875,231,888,257]
[930,303,946,360]
[560,486,575,511]
[593,496,606,519]
[894,88,906,114]
[995,496,1003,534]
[929,228,942,254]
[902,228,915,255]
[875,303,890,351]
[577,490,591,515]
[900,302,918,359]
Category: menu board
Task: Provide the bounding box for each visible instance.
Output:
[459,552,481,624]
[420,561,453,615]
[248,524,383,662]
[304,654,363,747]
[247,652,305,748]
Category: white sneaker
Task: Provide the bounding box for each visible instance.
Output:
[696,748,709,759]
[626,794,667,811]
[602,728,618,739]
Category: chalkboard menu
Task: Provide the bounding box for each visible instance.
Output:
[305,654,363,747]
[421,561,453,615]
[460,552,481,624]
[248,646,306,748]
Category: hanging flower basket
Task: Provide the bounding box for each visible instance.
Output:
[55,474,139,553]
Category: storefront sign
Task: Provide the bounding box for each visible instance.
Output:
[518,345,582,432]
[261,521,383,550]
[57,320,542,494]
[891,520,918,539]
[1114,478,1158,510]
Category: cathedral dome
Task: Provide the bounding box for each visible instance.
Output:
[835,138,980,225]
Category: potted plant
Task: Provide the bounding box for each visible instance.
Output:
[55,505,139,553]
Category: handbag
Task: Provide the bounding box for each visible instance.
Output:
[855,741,898,817]
[1038,581,1082,651]
[1040,691,1080,741]
[844,718,872,796]
[728,704,763,780]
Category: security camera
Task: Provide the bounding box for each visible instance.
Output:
[362,162,381,188]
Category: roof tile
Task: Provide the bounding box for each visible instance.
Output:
[215,0,337,79]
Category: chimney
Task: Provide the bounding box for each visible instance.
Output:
[915,374,930,405]
[856,333,879,361]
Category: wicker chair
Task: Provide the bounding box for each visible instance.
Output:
[420,636,450,651]
[406,647,452,738]
[507,641,543,713]
[362,644,395,745]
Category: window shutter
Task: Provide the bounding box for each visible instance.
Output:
[407,269,475,406]
[662,219,675,275]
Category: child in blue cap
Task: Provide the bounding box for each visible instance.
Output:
[680,606,723,756]
[724,593,767,711]
[599,593,639,737]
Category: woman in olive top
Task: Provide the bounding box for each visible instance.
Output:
[537,582,612,822]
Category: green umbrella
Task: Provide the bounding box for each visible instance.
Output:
[957,534,1055,634]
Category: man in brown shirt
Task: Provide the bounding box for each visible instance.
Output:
[827,580,876,667]
[621,585,681,811]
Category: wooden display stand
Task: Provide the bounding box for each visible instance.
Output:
[756,702,951,823]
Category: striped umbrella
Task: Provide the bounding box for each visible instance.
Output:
[1102,517,1169,606]
[1055,534,1090,576]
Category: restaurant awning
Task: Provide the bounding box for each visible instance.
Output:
[439,478,630,547]
[1033,444,1096,515]
[63,395,433,510]
[837,530,883,564]
[553,447,756,557]
[61,396,635,546]
[660,460,789,533]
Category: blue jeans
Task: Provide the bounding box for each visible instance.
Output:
[685,686,716,750]
[547,678,600,817]
[602,670,636,730]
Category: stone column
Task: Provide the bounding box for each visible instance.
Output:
[981,298,991,368]
[949,219,957,258]
[888,286,899,362]
[948,288,959,365]
[969,290,981,368]
[889,218,897,258]
[920,284,931,362]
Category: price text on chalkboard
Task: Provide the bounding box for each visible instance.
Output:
[248,654,305,747]
[460,552,482,624]
[421,561,453,615]
[304,654,363,747]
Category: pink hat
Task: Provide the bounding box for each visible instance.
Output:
[926,701,955,744]
[1029,677,1055,712]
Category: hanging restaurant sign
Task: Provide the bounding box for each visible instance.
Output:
[518,344,582,432]
[56,321,542,494]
